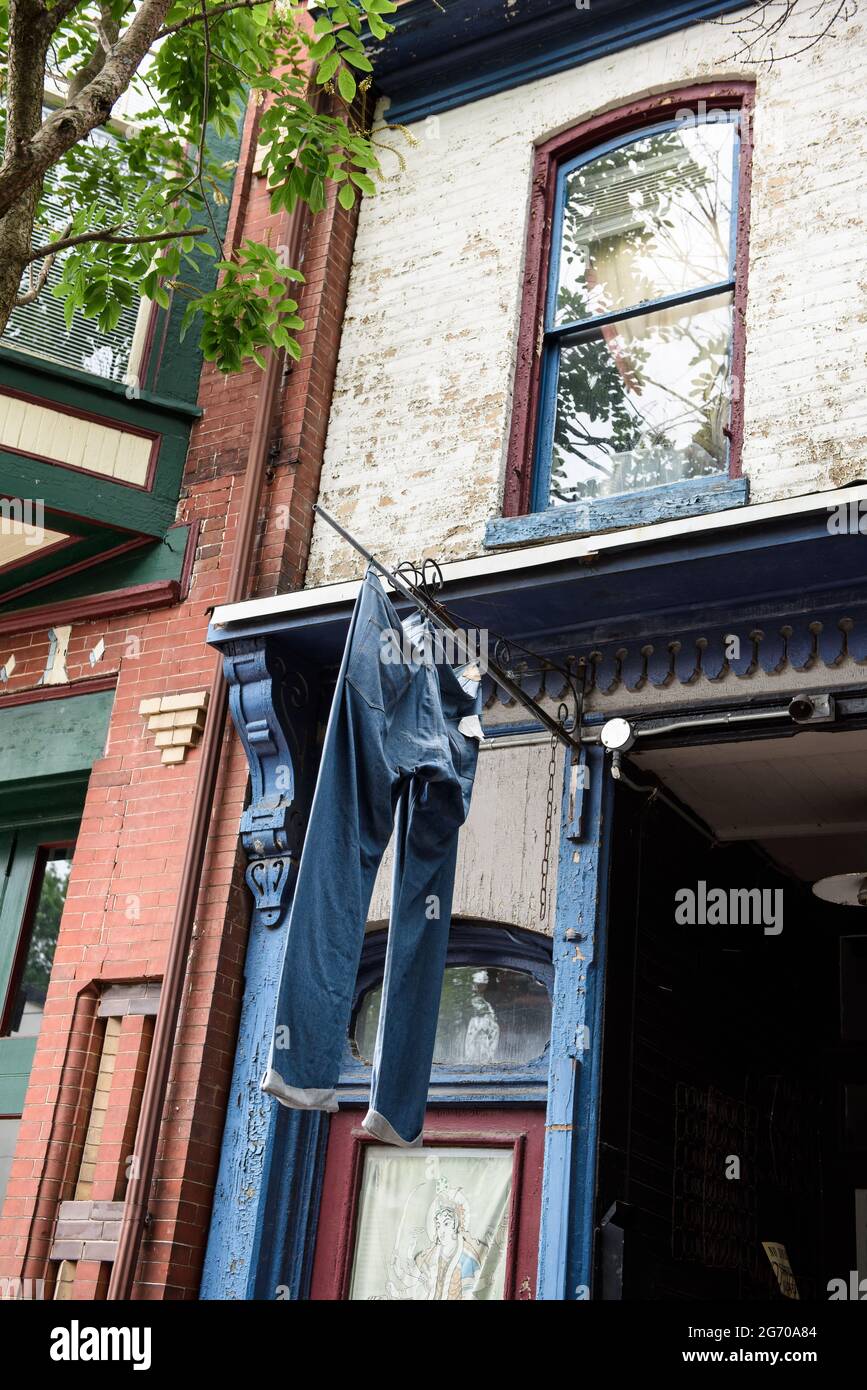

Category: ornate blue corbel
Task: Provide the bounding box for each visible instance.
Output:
[222,637,312,928]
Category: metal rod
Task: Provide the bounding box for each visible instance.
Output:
[313,504,581,751]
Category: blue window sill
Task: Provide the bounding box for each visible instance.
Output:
[485,475,749,550]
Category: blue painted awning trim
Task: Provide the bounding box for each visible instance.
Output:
[369,0,752,125]
[485,476,748,549]
[209,507,867,673]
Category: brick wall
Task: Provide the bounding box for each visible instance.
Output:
[0,87,361,1298]
[306,11,867,584]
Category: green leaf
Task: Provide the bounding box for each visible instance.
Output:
[338,182,356,209]
[308,33,336,61]
[337,66,357,103]
[317,52,340,84]
[349,171,376,196]
[343,51,373,72]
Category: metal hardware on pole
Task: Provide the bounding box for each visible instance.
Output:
[313,504,582,752]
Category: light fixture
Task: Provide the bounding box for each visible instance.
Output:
[788,693,835,724]
[600,717,636,753]
[812,873,867,907]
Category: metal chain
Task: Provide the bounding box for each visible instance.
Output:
[539,728,558,922]
[540,702,570,922]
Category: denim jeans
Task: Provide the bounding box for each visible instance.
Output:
[262,569,482,1146]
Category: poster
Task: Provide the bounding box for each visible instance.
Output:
[349,1146,513,1300]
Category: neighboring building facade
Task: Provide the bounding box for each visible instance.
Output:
[203,0,867,1302]
[0,67,361,1297]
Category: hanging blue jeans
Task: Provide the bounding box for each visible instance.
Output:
[262,569,482,1147]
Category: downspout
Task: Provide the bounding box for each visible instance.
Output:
[107,197,308,1300]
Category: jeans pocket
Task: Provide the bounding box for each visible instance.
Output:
[346,616,413,713]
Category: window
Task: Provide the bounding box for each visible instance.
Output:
[353,965,551,1069]
[0,113,150,383]
[343,923,553,1091]
[0,828,77,1215]
[505,87,754,521]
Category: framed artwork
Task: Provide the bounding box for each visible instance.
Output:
[349,1146,513,1300]
[311,1107,545,1300]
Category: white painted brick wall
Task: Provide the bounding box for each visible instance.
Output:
[307,12,867,585]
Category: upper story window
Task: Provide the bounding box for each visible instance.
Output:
[504,88,754,523]
[0,110,150,384]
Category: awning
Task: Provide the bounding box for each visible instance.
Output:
[208,484,867,669]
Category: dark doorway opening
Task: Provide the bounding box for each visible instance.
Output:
[595,731,867,1300]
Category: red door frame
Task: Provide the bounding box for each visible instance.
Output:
[310,1106,545,1300]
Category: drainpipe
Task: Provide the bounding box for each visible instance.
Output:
[107,197,308,1300]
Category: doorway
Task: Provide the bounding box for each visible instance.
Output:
[595,726,867,1300]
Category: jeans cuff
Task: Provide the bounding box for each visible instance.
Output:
[362,1108,423,1149]
[261,1068,339,1113]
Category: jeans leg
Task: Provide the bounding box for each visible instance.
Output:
[363,776,466,1146]
[262,577,406,1111]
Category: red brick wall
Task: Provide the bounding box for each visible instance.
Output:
[0,84,361,1299]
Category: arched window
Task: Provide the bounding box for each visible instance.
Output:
[339,922,553,1099]
[505,86,754,522]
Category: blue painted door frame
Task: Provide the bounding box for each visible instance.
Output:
[536,743,614,1299]
[200,656,614,1295]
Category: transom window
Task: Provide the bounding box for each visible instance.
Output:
[352,964,552,1069]
[535,112,742,509]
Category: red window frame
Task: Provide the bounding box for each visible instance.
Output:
[310,1107,545,1300]
[503,83,756,518]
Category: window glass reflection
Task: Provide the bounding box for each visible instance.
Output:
[353,964,551,1068]
[5,849,72,1041]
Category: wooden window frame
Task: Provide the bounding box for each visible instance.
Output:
[504,83,755,519]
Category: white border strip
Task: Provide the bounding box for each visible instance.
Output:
[210,484,867,629]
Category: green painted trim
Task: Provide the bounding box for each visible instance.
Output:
[0,524,189,614]
[0,774,90,830]
[0,688,114,791]
[145,124,242,402]
[0,346,202,419]
[0,818,80,1112]
[0,448,182,538]
[0,1039,36,1114]
[0,530,128,602]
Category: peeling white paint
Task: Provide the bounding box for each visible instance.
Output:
[308,13,867,584]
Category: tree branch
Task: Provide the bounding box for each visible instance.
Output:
[25,223,208,261]
[0,0,176,220]
[156,0,270,40]
[15,234,67,306]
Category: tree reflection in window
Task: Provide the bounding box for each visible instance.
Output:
[5,850,71,1041]
[353,966,551,1069]
[543,118,739,505]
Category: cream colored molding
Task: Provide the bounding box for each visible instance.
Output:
[0,391,154,485]
[139,690,209,763]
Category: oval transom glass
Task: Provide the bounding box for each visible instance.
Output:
[353,965,551,1068]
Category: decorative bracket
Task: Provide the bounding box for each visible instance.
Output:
[222,637,314,928]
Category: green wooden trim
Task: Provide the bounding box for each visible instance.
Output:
[0,450,181,537]
[0,689,114,791]
[0,1040,36,1113]
[0,523,189,614]
[145,125,242,403]
[0,774,90,831]
[0,345,202,420]
[0,819,79,1111]
[0,530,128,603]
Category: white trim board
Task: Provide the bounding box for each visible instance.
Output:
[210,483,867,630]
